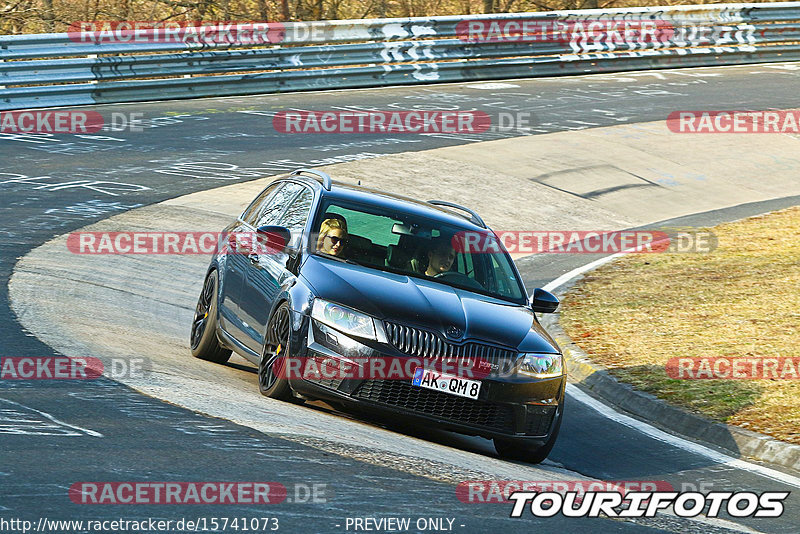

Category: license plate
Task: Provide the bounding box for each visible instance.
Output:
[412,368,481,400]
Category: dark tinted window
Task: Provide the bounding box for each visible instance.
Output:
[278,187,314,231]
[253,183,303,228]
[241,183,280,225]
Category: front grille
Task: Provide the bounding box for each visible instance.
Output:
[384,322,516,372]
[353,379,515,433]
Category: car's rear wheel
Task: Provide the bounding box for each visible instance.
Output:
[190,270,231,364]
[258,302,295,401]
[494,404,563,464]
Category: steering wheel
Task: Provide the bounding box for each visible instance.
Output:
[433,271,483,290]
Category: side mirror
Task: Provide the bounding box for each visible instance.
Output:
[255,225,292,255]
[530,288,559,313]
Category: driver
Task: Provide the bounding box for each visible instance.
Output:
[425,237,456,277]
[316,218,348,257]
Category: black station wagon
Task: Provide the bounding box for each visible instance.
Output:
[191,169,565,463]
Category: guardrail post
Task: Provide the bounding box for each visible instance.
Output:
[87,54,98,84]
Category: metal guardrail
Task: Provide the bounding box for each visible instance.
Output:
[1,3,799,110]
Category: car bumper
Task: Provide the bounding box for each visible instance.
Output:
[287,316,566,442]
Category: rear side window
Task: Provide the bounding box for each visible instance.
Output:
[241,183,281,225]
[252,183,304,228]
[278,187,314,231]
[277,187,314,249]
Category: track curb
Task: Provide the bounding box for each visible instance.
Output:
[541,275,800,473]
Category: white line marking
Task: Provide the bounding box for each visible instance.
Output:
[567,385,800,489]
[546,246,800,488]
[0,398,103,437]
[543,235,673,293]
[543,252,625,293]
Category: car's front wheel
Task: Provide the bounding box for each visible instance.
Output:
[493,404,563,464]
[190,270,231,364]
[258,302,296,401]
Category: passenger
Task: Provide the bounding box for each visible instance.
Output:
[425,237,456,277]
[316,218,348,257]
[322,212,348,233]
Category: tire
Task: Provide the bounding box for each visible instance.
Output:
[258,302,295,401]
[190,270,232,364]
[494,404,563,464]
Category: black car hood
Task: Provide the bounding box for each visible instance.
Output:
[300,255,558,353]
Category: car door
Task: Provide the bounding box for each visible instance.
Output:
[238,182,314,353]
[218,182,283,341]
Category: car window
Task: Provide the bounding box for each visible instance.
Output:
[278,187,314,231]
[253,182,303,228]
[241,183,281,225]
[456,250,474,277]
[489,254,515,295]
[313,199,526,303]
[324,205,401,247]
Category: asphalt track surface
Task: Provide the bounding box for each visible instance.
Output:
[2,63,800,533]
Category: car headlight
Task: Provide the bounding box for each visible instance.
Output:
[311,299,376,340]
[516,353,564,378]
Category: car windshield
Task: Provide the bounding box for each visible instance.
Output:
[311,199,527,303]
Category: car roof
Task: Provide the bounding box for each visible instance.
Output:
[281,175,489,231]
